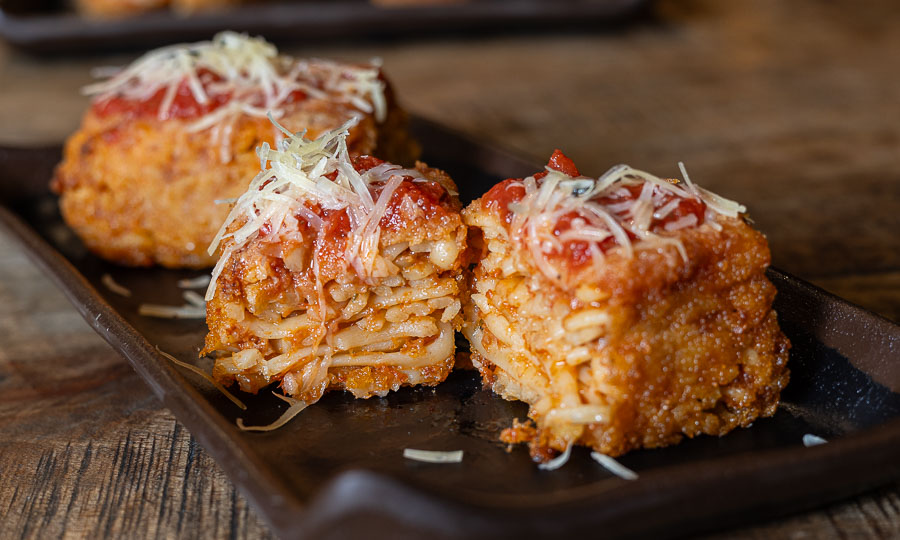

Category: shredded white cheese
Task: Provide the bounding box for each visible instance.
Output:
[802,434,828,447]
[505,161,747,282]
[177,275,211,289]
[182,290,206,308]
[402,449,464,464]
[139,303,206,319]
[101,273,131,297]
[237,392,308,432]
[157,348,246,410]
[590,452,639,480]
[83,31,386,156]
[206,117,425,301]
[538,443,573,471]
[140,284,208,318]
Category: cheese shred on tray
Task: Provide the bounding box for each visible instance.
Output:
[202,120,467,405]
[462,150,790,462]
[52,31,418,269]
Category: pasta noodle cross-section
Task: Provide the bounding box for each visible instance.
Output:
[203,120,468,405]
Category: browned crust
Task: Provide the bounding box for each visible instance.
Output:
[329,357,454,396]
[203,162,466,403]
[463,198,791,461]
[52,85,418,269]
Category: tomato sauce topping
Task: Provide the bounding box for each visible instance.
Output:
[482,179,526,225]
[597,183,706,230]
[546,149,581,177]
[269,155,454,253]
[313,209,351,281]
[379,180,452,232]
[483,150,707,267]
[351,155,385,172]
[483,149,580,223]
[551,212,629,267]
[350,155,454,231]
[93,69,225,120]
[92,69,309,121]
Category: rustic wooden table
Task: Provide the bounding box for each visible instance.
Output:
[1,0,899,538]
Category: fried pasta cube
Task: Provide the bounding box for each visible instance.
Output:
[52,32,417,269]
[462,151,790,461]
[203,123,467,405]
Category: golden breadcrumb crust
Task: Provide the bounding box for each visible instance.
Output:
[52,92,417,269]
[463,196,790,460]
[204,162,467,403]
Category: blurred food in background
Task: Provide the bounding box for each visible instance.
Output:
[0,0,649,54]
[74,0,243,17]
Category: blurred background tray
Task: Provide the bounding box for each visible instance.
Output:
[0,0,649,55]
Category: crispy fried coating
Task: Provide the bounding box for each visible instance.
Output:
[462,158,790,461]
[203,160,467,404]
[52,87,417,269]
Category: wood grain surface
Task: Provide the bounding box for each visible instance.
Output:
[1,0,899,538]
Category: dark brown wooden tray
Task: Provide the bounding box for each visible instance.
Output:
[1,117,899,539]
[0,0,649,55]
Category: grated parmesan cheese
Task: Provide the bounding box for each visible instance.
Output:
[802,433,827,447]
[590,452,639,480]
[139,303,206,319]
[402,449,464,464]
[206,117,425,301]
[237,392,308,432]
[182,290,206,308]
[101,273,131,297]
[538,443,573,471]
[157,348,246,410]
[83,32,387,158]
[177,275,211,289]
[505,161,748,282]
